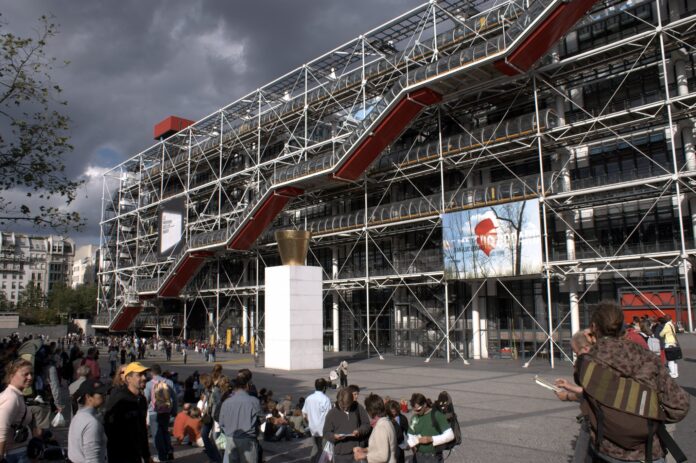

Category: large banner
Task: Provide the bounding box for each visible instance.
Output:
[442,199,543,280]
[159,197,186,256]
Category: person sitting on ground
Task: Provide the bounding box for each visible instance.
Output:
[278,394,293,416]
[173,403,192,445]
[286,408,307,437]
[184,407,204,447]
[262,401,291,442]
[353,394,397,463]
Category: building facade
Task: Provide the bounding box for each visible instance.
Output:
[0,232,75,304]
[98,0,696,364]
[72,244,98,288]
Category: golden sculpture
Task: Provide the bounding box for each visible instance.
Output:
[275,230,311,265]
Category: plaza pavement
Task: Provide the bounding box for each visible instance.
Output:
[102,334,691,463]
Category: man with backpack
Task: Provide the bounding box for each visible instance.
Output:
[408,393,457,463]
[144,364,177,463]
[575,302,689,463]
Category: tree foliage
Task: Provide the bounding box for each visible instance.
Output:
[17,281,97,324]
[0,14,83,230]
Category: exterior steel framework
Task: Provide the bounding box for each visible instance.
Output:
[97,0,696,365]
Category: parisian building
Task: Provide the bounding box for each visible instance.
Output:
[97,0,696,362]
[0,232,75,305]
[72,244,99,288]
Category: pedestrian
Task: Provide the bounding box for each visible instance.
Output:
[144,364,177,463]
[218,376,263,463]
[337,360,349,388]
[182,347,187,365]
[0,359,35,463]
[103,362,151,463]
[408,393,454,463]
[323,388,372,463]
[199,374,222,463]
[353,393,397,463]
[302,378,332,463]
[659,315,680,378]
[67,380,108,463]
[386,400,408,463]
[576,302,689,462]
[108,347,118,377]
[69,365,92,416]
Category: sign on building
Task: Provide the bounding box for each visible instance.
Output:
[159,197,186,256]
[442,199,543,280]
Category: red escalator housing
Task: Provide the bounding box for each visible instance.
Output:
[109,305,143,332]
[159,251,214,298]
[494,0,599,75]
[229,187,304,250]
[332,88,442,181]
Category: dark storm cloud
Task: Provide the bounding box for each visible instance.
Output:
[0,0,423,244]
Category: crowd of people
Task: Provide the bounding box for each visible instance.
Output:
[0,301,691,463]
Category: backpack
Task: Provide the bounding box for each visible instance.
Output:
[151,379,173,414]
[646,336,661,356]
[431,391,462,451]
[575,356,686,463]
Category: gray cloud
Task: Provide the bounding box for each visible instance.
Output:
[0,0,423,244]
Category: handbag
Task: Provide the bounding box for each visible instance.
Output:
[12,406,30,444]
[665,346,682,361]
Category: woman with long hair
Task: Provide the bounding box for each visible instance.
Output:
[199,373,222,463]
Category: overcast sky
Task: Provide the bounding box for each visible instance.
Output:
[0,0,424,246]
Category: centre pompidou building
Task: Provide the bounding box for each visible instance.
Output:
[96,0,696,365]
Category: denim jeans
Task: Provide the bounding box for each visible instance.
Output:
[5,448,29,463]
[149,411,173,461]
[201,421,222,463]
[223,436,258,463]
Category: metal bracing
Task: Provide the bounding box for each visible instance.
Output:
[99,0,696,363]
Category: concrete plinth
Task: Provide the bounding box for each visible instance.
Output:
[264,265,323,370]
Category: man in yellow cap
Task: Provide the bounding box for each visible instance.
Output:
[103,362,153,463]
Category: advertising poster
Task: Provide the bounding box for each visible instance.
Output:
[159,197,186,256]
[442,199,543,280]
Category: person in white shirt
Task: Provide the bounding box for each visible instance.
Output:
[302,378,332,463]
[67,380,108,463]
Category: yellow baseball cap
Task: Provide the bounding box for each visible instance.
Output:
[123,362,149,377]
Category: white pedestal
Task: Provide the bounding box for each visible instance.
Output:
[264,265,323,370]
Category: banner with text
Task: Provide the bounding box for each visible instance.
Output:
[442,199,543,280]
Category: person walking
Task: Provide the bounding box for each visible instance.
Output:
[302,378,332,463]
[144,364,177,463]
[659,315,680,378]
[103,361,151,463]
[0,359,35,463]
[67,380,108,463]
[218,376,263,463]
[337,361,349,389]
